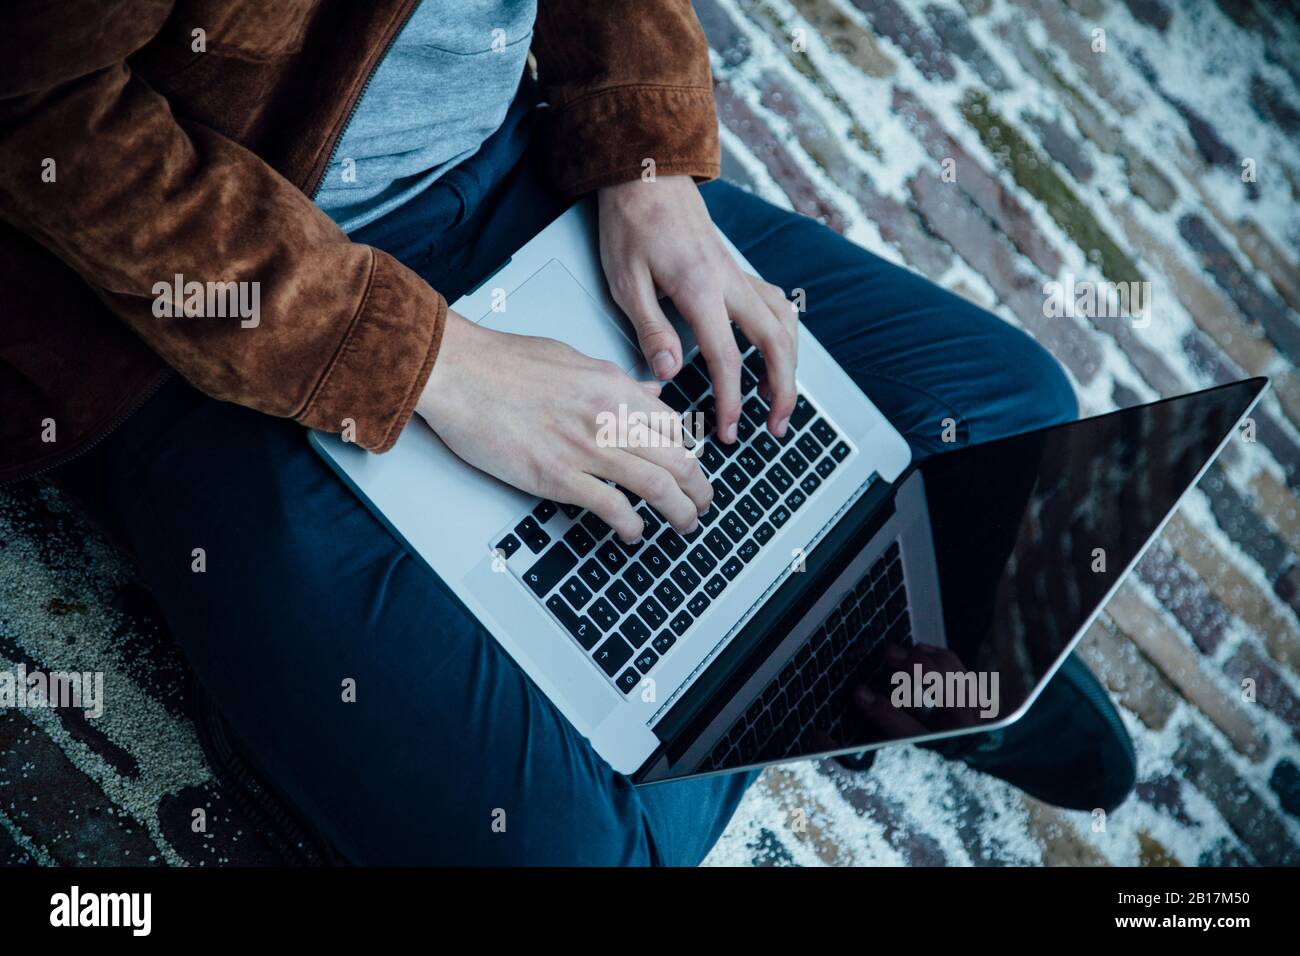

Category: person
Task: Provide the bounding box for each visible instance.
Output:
[0,0,1135,865]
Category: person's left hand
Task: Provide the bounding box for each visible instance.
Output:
[597,175,798,445]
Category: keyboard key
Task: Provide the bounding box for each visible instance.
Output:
[744,395,770,424]
[559,503,583,519]
[618,534,644,555]
[733,324,753,354]
[722,463,750,493]
[675,363,709,401]
[780,448,808,477]
[786,489,807,512]
[607,581,636,612]
[514,516,551,554]
[616,485,642,508]
[657,528,687,560]
[740,366,758,395]
[703,574,727,599]
[770,505,792,528]
[532,500,558,522]
[721,556,744,580]
[687,592,711,617]
[595,540,627,574]
[593,635,634,677]
[831,440,851,462]
[495,534,521,558]
[736,448,765,478]
[737,494,765,524]
[653,631,678,654]
[699,442,725,474]
[688,545,717,575]
[737,539,759,563]
[753,521,775,545]
[800,472,821,495]
[546,595,599,650]
[704,528,733,559]
[620,615,652,648]
[668,611,692,637]
[753,431,780,462]
[634,647,660,674]
[698,504,719,527]
[578,559,610,591]
[636,506,661,539]
[523,543,577,597]
[736,414,755,444]
[815,456,836,479]
[654,579,685,610]
[563,524,596,557]
[560,577,592,610]
[710,478,735,511]
[767,463,793,492]
[796,433,823,463]
[640,544,671,578]
[811,418,837,447]
[721,512,748,544]
[637,596,668,629]
[625,562,654,595]
[580,512,612,540]
[616,668,641,694]
[588,597,619,631]
[660,381,691,414]
[672,563,702,593]
[789,394,815,429]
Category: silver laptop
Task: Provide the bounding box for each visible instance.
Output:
[310,197,1266,783]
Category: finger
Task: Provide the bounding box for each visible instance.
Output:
[748,275,799,375]
[678,290,743,444]
[624,422,714,516]
[599,448,700,534]
[639,380,664,397]
[610,265,683,381]
[730,283,796,436]
[853,685,929,737]
[566,473,644,543]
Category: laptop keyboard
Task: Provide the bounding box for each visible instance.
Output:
[701,541,913,771]
[491,329,856,695]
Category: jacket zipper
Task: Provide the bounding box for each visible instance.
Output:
[308,0,419,200]
[5,1,419,488]
[1,368,174,487]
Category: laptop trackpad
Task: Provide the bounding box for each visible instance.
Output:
[473,259,644,373]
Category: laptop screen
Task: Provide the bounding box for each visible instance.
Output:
[638,378,1264,782]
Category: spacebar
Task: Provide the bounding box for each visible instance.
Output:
[524,543,578,597]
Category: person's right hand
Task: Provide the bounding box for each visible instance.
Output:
[415,310,713,543]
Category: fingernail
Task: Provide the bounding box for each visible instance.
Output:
[651,351,675,379]
[721,421,738,444]
[774,417,790,437]
[684,519,700,535]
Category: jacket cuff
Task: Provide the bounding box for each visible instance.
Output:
[547,85,721,197]
[299,248,446,452]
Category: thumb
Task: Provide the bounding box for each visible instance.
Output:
[613,267,682,380]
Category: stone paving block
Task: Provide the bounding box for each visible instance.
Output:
[848,0,957,80]
[714,79,852,234]
[1124,0,1172,31]
[922,3,1010,90]
[1014,0,1141,114]
[960,89,1142,285]
[1233,216,1300,314]
[1250,73,1300,135]
[1079,616,1179,730]
[1136,773,1197,827]
[1271,758,1300,818]
[1179,213,1300,364]
[817,761,950,864]
[894,87,1063,276]
[1250,468,1300,555]
[1222,643,1300,739]
[1104,585,1264,759]
[0,711,163,865]
[1022,111,1095,184]
[788,0,898,78]
[695,0,754,66]
[756,73,952,275]
[1174,724,1300,865]
[1023,797,1108,865]
[1135,543,1232,655]
[909,169,1105,384]
[1163,513,1300,673]
[1198,466,1294,581]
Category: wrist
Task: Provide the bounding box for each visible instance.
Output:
[416,308,475,427]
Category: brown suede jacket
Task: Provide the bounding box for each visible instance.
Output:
[0,0,720,481]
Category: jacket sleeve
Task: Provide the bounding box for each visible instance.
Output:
[0,2,444,453]
[532,0,721,196]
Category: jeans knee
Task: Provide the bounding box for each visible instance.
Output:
[1003,326,1079,432]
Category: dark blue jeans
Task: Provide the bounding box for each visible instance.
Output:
[78,104,1076,865]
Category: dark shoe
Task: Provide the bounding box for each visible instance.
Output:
[925,653,1136,813]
